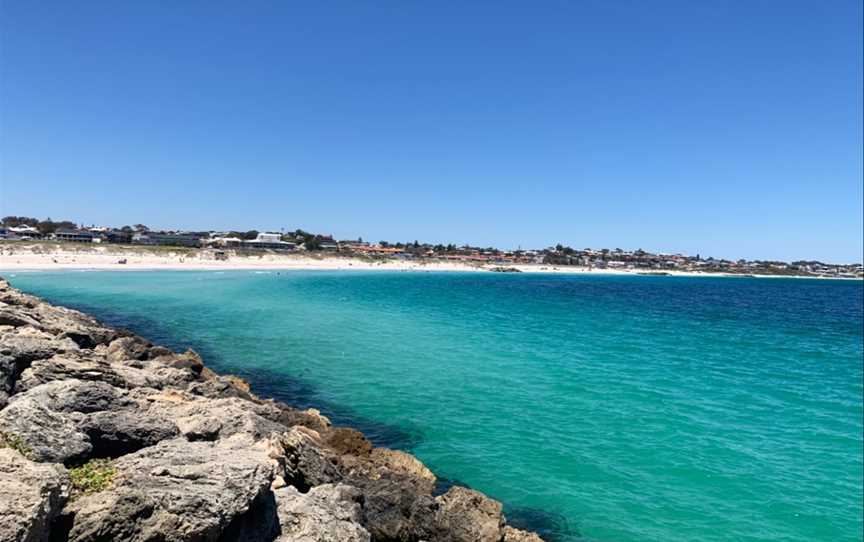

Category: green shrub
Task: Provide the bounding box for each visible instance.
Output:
[0,432,32,457]
[69,459,116,496]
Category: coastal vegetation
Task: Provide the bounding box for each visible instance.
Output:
[69,459,116,497]
[0,430,31,457]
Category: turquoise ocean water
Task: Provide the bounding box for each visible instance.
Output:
[4,270,862,542]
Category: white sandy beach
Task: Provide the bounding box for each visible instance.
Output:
[0,243,853,279]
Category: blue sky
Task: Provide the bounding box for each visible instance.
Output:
[1,1,861,262]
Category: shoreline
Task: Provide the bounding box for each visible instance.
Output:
[0,276,545,541]
[0,248,860,280]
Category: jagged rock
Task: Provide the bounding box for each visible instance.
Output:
[22,379,133,414]
[0,391,91,464]
[17,353,200,393]
[100,336,152,362]
[503,526,546,542]
[255,400,331,433]
[326,427,374,457]
[0,327,80,407]
[270,427,343,491]
[273,484,370,542]
[0,280,115,346]
[0,448,70,542]
[370,448,436,488]
[151,349,205,375]
[357,476,433,541]
[0,327,78,369]
[175,401,284,441]
[140,391,286,441]
[187,375,255,400]
[36,310,115,349]
[65,435,278,542]
[0,308,40,328]
[428,486,505,542]
[78,408,179,458]
[0,380,179,462]
[16,354,138,392]
[0,281,40,308]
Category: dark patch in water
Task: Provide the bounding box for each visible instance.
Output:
[506,506,579,541]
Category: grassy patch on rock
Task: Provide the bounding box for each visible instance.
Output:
[70,459,116,496]
[0,431,32,457]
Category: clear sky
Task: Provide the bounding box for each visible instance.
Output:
[1,1,862,262]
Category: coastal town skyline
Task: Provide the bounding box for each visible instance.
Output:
[2,215,861,273]
[2,2,861,264]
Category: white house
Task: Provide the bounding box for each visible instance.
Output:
[243,232,296,251]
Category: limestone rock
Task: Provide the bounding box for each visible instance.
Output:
[358,476,434,541]
[17,353,199,393]
[0,380,179,463]
[273,484,370,542]
[16,354,138,392]
[503,526,546,542]
[0,327,79,407]
[78,408,179,458]
[425,486,506,542]
[0,448,70,542]
[100,336,153,362]
[254,400,331,433]
[270,427,342,491]
[21,379,132,414]
[66,436,278,542]
[0,308,41,328]
[170,397,286,441]
[325,427,374,457]
[0,392,91,464]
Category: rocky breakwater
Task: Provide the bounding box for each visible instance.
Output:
[0,277,542,542]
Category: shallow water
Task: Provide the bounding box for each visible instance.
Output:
[5,270,862,542]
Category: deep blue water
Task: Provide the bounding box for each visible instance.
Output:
[4,270,862,542]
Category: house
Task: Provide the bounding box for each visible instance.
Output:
[101,230,133,244]
[132,232,201,247]
[8,225,42,239]
[52,229,95,243]
[344,244,403,256]
[318,240,339,251]
[207,236,244,248]
[242,232,296,251]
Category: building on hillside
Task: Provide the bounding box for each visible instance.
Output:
[343,244,404,257]
[52,229,95,243]
[339,241,369,253]
[132,232,201,247]
[318,240,339,251]
[206,236,244,248]
[242,232,296,251]
[7,225,42,239]
[101,230,133,244]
